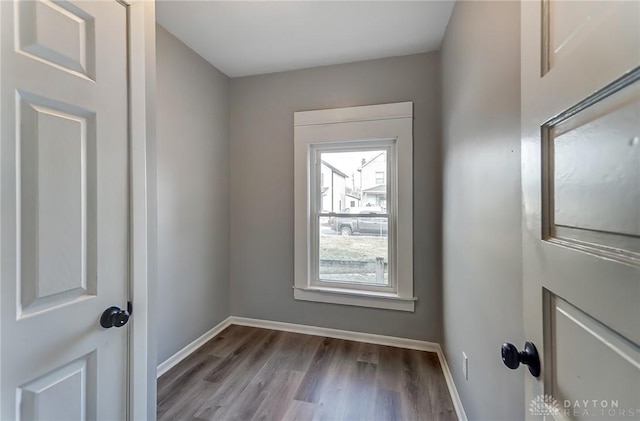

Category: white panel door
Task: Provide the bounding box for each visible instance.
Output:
[521,1,640,420]
[1,1,129,419]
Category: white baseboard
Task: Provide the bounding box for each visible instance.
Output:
[156,316,232,378]
[435,346,468,421]
[229,316,440,352]
[156,316,466,420]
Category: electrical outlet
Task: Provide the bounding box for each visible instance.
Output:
[462,352,469,380]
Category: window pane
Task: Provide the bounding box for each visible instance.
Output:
[319,150,387,212]
[319,216,389,285]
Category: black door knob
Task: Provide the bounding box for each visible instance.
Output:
[501,341,541,377]
[100,303,131,328]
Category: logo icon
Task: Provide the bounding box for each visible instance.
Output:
[529,394,561,416]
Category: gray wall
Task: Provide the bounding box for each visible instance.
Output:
[230,53,443,341]
[441,2,523,419]
[156,25,231,364]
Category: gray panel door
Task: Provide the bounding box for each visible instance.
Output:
[521,1,640,420]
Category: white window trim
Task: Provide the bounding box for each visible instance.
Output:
[293,102,415,312]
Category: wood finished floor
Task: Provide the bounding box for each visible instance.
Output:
[157,325,457,421]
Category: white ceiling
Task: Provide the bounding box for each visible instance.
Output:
[156,1,455,78]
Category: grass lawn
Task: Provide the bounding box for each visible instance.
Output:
[319,234,387,262]
[319,234,388,284]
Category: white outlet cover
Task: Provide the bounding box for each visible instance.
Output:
[462,352,469,380]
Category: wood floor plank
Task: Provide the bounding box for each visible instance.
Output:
[157,350,219,399]
[398,348,431,421]
[376,345,403,393]
[293,337,339,404]
[194,329,282,420]
[356,341,380,365]
[157,326,457,421]
[224,332,321,420]
[157,354,223,416]
[311,339,358,421]
[274,331,323,372]
[397,348,457,421]
[205,324,256,358]
[282,400,316,421]
[342,360,378,420]
[251,370,305,421]
[203,327,271,384]
[414,350,457,421]
[158,378,221,421]
[374,388,401,421]
[223,334,296,420]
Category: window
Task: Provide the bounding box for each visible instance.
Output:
[316,148,390,286]
[294,102,415,312]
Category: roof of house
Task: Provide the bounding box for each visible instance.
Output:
[345,191,361,198]
[321,160,348,178]
[362,184,386,194]
[357,152,385,170]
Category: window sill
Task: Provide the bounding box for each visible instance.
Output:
[293,286,416,312]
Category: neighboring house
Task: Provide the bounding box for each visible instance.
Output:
[357,152,387,208]
[345,183,361,208]
[320,160,347,212]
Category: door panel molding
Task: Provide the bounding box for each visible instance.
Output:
[541,1,638,77]
[543,290,640,417]
[15,0,96,80]
[17,90,98,318]
[541,67,640,267]
[18,351,97,420]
